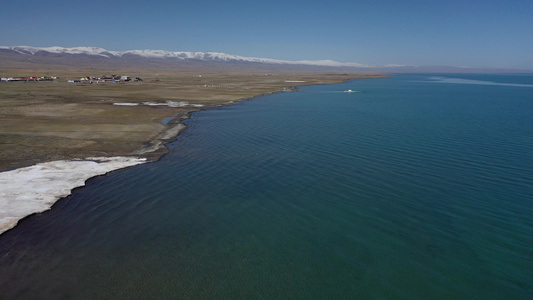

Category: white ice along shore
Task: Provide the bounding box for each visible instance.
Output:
[113,100,205,108]
[0,157,146,235]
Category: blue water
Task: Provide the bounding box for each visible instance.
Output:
[1,74,532,299]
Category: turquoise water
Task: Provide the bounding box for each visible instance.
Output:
[1,74,532,299]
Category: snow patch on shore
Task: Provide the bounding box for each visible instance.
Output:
[0,157,146,235]
[112,102,139,106]
[113,101,204,108]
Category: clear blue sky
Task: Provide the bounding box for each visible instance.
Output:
[2,0,532,69]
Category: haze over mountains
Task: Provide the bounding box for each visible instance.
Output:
[0,46,526,73]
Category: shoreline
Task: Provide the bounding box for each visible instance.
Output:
[1,72,386,172]
[0,74,386,236]
[1,102,229,236]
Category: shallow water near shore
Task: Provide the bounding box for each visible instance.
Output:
[1,74,532,298]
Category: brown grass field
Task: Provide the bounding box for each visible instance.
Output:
[0,71,385,171]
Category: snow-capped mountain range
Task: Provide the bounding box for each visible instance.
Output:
[0,45,383,68]
[1,45,523,73]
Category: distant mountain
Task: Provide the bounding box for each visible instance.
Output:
[0,46,525,73]
[0,46,375,67]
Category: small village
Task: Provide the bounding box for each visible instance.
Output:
[68,75,143,83]
[1,76,57,82]
[1,74,143,83]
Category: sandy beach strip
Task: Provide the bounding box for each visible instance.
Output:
[0,157,146,235]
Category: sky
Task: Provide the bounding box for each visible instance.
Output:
[1,0,532,70]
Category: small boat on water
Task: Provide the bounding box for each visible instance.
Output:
[344,89,361,93]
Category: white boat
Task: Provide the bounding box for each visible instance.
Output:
[344,89,361,93]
